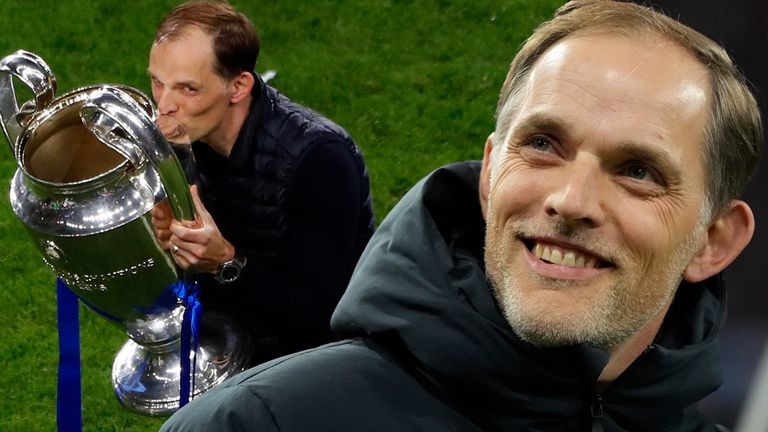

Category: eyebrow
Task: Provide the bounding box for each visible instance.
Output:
[615,142,676,169]
[513,111,573,139]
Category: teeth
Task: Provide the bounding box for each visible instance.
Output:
[550,249,562,264]
[533,242,598,269]
[562,252,576,267]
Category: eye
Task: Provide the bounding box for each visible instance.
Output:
[625,165,650,180]
[526,135,554,152]
[181,85,198,94]
[619,163,665,187]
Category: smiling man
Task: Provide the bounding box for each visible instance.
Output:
[161,1,761,430]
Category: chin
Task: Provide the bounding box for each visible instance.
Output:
[493,279,638,349]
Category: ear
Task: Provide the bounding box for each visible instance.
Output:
[229,71,255,104]
[683,199,755,283]
[478,133,495,220]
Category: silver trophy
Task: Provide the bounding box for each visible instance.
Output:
[0,50,249,415]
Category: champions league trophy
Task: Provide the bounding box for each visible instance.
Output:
[0,50,249,415]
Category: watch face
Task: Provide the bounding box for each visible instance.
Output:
[220,264,240,282]
[216,255,246,284]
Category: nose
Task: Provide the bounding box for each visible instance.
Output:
[543,157,605,228]
[153,86,178,115]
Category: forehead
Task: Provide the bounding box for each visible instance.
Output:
[511,34,711,161]
[149,26,218,81]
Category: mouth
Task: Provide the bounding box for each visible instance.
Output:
[523,239,613,269]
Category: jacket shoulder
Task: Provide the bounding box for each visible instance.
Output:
[263,85,354,147]
[160,381,279,431]
[161,339,479,431]
[161,340,392,431]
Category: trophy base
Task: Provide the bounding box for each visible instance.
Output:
[111,313,252,416]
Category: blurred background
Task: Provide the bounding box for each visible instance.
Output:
[0,1,764,430]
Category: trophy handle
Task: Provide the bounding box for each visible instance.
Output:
[79,85,196,222]
[0,49,57,154]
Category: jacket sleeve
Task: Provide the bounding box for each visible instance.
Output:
[281,139,366,345]
[159,384,280,432]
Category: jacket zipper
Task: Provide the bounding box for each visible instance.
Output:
[591,393,605,432]
[590,344,656,431]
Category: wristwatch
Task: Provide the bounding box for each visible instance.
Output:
[215,254,247,284]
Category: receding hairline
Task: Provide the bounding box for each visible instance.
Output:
[154,22,212,45]
[496,28,713,138]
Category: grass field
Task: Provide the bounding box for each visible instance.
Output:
[0,1,564,430]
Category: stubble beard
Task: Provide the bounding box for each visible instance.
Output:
[485,216,702,351]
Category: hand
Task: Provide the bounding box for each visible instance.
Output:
[156,114,190,144]
[167,185,236,274]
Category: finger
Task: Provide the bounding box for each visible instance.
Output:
[170,242,203,270]
[181,219,200,229]
[154,234,171,249]
[169,222,196,243]
[152,221,170,233]
[189,185,210,224]
[171,248,191,270]
[150,200,173,229]
[169,230,208,257]
[150,206,164,219]
[152,214,171,230]
[169,240,196,267]
[154,228,172,243]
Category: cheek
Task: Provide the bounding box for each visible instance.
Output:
[181,98,205,117]
[612,198,695,263]
[488,166,543,224]
[188,95,229,120]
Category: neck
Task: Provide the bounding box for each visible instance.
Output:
[205,94,252,158]
[594,299,673,391]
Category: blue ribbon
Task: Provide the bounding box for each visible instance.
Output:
[55,277,201,427]
[56,278,82,432]
[172,280,202,407]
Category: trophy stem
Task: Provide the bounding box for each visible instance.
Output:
[112,310,251,416]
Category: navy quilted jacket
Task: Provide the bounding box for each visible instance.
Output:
[184,76,375,365]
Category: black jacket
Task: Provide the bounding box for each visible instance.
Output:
[187,76,375,364]
[161,161,727,431]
